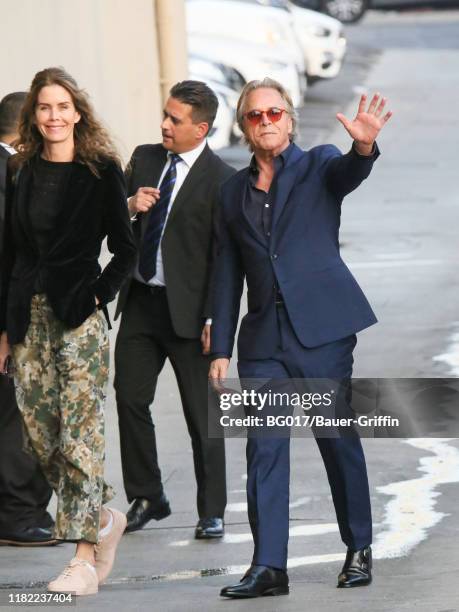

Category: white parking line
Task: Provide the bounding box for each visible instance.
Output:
[373,438,459,559]
[170,523,339,547]
[225,502,247,513]
[167,439,459,575]
[226,495,313,514]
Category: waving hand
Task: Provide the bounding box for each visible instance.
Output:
[336,93,392,153]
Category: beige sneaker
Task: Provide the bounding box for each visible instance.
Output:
[95,508,127,584]
[47,558,98,596]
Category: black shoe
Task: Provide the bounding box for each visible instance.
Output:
[220,565,289,598]
[37,511,55,529]
[337,545,372,588]
[194,517,224,539]
[125,495,171,533]
[0,526,58,547]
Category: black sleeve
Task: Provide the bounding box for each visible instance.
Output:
[124,148,138,198]
[0,159,18,333]
[92,162,137,306]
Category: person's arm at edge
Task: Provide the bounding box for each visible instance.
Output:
[0,158,17,370]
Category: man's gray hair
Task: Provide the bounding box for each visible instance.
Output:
[236,77,297,142]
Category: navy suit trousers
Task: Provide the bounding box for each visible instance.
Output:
[237,305,372,570]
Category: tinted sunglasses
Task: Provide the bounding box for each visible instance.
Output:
[244,107,286,126]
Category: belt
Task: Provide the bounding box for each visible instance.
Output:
[132,279,166,295]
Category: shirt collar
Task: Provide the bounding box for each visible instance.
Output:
[249,140,295,175]
[0,141,16,155]
[168,139,207,169]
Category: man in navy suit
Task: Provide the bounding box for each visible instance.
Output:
[209,77,392,598]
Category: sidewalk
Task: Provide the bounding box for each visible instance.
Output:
[2,14,459,612]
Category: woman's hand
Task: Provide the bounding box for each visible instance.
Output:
[0,332,12,373]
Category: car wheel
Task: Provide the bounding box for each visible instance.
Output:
[320,0,368,23]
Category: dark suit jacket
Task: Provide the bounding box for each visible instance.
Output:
[0,155,136,345]
[115,143,235,339]
[211,142,379,360]
[0,147,10,305]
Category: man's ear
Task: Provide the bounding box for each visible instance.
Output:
[196,121,209,139]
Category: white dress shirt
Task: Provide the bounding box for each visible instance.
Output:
[134,138,207,287]
[0,142,16,155]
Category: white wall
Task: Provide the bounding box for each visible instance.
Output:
[1,0,166,162]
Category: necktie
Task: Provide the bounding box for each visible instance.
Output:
[138,153,181,282]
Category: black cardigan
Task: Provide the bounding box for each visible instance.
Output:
[0,154,136,345]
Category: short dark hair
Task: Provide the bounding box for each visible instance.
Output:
[169,80,218,132]
[0,92,27,139]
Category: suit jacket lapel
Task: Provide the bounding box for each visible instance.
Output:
[0,148,9,222]
[163,144,210,229]
[14,162,37,253]
[271,144,308,231]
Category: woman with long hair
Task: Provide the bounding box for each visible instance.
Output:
[0,67,136,595]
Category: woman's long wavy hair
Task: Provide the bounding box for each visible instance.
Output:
[13,66,120,176]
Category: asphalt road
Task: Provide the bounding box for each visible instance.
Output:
[1,8,459,612]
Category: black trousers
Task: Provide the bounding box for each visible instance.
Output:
[0,376,52,532]
[114,281,226,518]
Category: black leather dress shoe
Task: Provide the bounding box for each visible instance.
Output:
[337,545,372,588]
[194,517,224,539]
[0,526,58,546]
[125,495,171,533]
[37,512,55,529]
[220,565,289,598]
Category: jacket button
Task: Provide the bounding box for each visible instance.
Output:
[271,253,278,259]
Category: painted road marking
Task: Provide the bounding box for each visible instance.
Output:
[433,328,459,376]
[165,439,459,576]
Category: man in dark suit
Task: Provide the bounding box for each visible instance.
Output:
[209,78,392,597]
[115,81,235,538]
[0,92,55,546]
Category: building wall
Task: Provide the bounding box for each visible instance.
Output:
[0,0,175,162]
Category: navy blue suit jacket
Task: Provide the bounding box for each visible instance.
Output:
[211,142,379,360]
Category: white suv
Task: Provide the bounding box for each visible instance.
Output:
[186,0,307,107]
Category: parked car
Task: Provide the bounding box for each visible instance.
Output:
[188,56,245,96]
[189,56,242,149]
[244,0,347,82]
[290,0,459,24]
[287,1,347,82]
[204,87,235,150]
[186,0,307,106]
